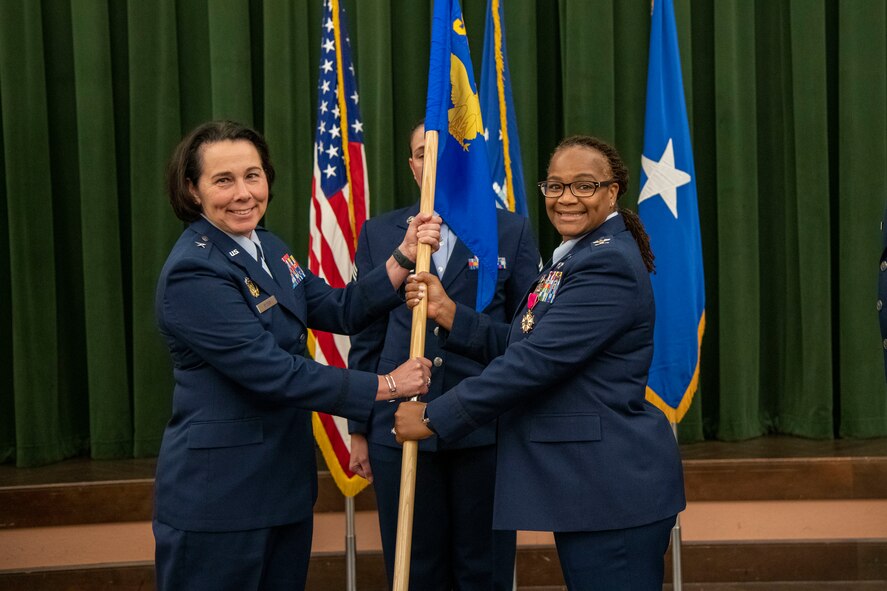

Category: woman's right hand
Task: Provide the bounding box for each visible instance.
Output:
[348,434,373,483]
[376,356,432,401]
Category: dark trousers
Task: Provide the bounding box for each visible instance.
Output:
[153,518,312,591]
[370,442,516,591]
[554,515,677,591]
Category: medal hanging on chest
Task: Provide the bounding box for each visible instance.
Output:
[522,292,539,333]
[521,271,564,334]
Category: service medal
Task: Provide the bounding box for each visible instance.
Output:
[522,292,539,333]
[245,277,260,298]
[521,309,535,333]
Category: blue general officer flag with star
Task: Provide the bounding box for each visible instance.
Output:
[638,0,705,423]
[426,0,499,311]
[479,0,527,216]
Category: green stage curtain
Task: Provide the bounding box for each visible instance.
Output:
[1,0,885,467]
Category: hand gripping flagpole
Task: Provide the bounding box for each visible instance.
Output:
[392,129,439,591]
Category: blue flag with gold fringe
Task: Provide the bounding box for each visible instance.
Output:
[638,0,705,423]
[480,0,527,216]
[426,0,499,310]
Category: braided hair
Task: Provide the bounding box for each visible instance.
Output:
[550,136,655,272]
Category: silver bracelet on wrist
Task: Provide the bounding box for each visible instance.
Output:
[384,373,397,399]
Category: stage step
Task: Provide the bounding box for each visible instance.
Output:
[3,437,886,529]
[2,501,886,588]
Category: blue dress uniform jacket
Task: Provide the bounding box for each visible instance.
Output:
[154,218,401,532]
[347,205,540,451]
[427,214,686,533]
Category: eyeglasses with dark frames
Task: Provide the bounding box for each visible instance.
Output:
[537,180,617,199]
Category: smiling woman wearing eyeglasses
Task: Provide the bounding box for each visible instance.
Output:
[396,135,685,591]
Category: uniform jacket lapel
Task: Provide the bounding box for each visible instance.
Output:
[191,219,301,320]
[396,204,480,289]
[254,228,303,319]
[397,204,443,282]
[440,237,471,290]
[511,215,630,337]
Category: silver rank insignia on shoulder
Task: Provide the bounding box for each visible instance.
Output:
[195,241,207,248]
[592,237,612,247]
[244,277,260,298]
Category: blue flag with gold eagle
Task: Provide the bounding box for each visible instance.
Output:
[638,0,705,423]
[426,0,498,311]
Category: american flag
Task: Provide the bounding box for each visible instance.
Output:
[308,0,370,497]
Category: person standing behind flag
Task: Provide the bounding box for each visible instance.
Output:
[396,136,686,590]
[152,120,439,591]
[347,120,540,591]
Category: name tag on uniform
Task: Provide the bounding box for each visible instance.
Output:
[256,295,278,313]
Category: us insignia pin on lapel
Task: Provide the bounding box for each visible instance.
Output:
[245,277,260,298]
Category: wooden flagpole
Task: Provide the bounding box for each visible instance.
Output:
[345,496,357,591]
[671,421,683,591]
[392,129,439,591]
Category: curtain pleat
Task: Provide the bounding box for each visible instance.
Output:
[503,0,539,225]
[127,0,181,457]
[1,0,885,466]
[559,0,616,140]
[71,0,133,458]
[261,0,314,249]
[353,0,399,216]
[207,0,254,122]
[781,0,833,437]
[712,0,763,440]
[1,0,65,466]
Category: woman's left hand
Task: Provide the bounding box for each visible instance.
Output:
[393,401,434,443]
[399,212,442,261]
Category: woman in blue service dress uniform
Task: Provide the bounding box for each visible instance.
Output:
[153,120,439,591]
[395,135,686,590]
